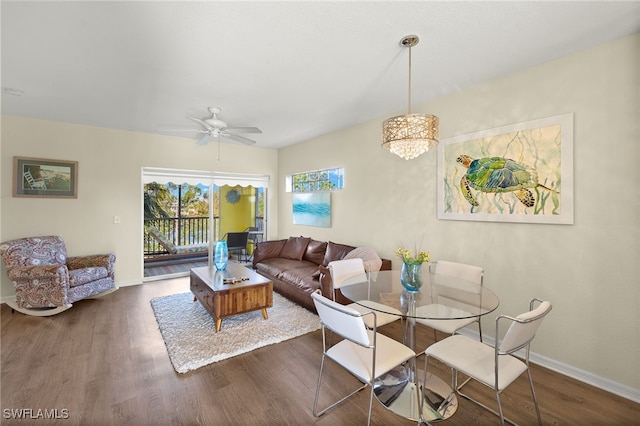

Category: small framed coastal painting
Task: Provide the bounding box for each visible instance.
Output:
[437,113,573,224]
[292,192,331,227]
[13,156,78,198]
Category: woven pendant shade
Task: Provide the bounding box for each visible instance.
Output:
[382,35,439,160]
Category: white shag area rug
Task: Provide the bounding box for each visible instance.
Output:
[150,291,320,374]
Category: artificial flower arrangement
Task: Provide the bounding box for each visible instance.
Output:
[395,247,430,265]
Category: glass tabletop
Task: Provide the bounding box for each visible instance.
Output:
[340,270,499,320]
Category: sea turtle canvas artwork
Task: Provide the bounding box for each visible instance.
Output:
[457,154,558,208]
[438,114,573,224]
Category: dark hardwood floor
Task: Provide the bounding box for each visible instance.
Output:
[1,277,638,425]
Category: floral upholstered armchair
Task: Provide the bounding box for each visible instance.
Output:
[0,236,117,316]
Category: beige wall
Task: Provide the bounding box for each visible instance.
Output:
[0,119,278,287]
[278,34,639,394]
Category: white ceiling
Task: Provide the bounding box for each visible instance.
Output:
[2,1,639,150]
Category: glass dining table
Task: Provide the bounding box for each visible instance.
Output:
[340,269,499,422]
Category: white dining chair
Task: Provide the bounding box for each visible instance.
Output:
[311,291,416,426]
[328,258,401,329]
[421,298,552,425]
[416,260,484,343]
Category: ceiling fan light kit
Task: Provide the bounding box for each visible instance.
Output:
[382,35,439,160]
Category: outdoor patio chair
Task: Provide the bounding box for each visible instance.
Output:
[147,226,208,257]
[23,170,47,190]
[226,231,249,262]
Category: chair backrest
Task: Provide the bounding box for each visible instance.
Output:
[499,300,552,354]
[311,291,371,347]
[328,258,366,290]
[226,232,249,249]
[23,171,40,188]
[0,236,67,269]
[435,260,483,285]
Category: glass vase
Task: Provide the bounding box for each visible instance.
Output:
[214,240,229,271]
[401,262,423,292]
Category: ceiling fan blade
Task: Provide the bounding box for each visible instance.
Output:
[161,129,208,133]
[222,133,256,145]
[186,116,213,130]
[196,133,213,146]
[225,126,262,134]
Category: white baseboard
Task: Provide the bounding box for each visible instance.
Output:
[457,328,640,403]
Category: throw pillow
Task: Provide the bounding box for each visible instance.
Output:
[322,241,355,266]
[303,239,327,265]
[280,236,311,260]
[344,247,383,272]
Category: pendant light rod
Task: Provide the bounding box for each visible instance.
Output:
[401,35,419,114]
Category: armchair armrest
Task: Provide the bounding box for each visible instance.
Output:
[67,253,116,276]
[6,264,69,308]
[7,264,68,282]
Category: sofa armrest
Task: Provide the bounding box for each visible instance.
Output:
[67,253,116,276]
[252,239,286,268]
[380,258,392,271]
[318,264,352,305]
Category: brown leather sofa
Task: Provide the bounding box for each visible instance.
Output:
[252,236,391,311]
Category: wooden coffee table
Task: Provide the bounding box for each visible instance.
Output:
[190,263,273,332]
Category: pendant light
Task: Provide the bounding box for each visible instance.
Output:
[382,35,439,160]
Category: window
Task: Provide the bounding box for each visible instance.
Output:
[286,167,343,192]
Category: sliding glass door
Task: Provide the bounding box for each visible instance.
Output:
[142,168,269,277]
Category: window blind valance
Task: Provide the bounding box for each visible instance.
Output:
[142,167,269,188]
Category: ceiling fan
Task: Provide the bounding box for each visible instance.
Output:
[179,107,262,146]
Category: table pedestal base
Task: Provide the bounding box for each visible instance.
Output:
[374,365,457,422]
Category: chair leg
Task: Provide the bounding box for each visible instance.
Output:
[527,368,543,425]
[313,353,368,419]
[366,381,374,426]
[495,389,506,426]
[456,384,519,426]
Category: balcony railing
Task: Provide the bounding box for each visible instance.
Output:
[144,216,264,259]
[144,217,212,258]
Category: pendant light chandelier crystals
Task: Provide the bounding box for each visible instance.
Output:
[382,35,439,160]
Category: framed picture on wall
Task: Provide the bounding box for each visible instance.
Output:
[292,192,331,227]
[13,156,78,198]
[437,113,573,224]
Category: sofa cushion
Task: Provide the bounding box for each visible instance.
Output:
[253,239,287,264]
[303,239,327,265]
[277,265,321,291]
[323,241,355,266]
[255,257,318,278]
[344,247,383,272]
[280,236,311,260]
